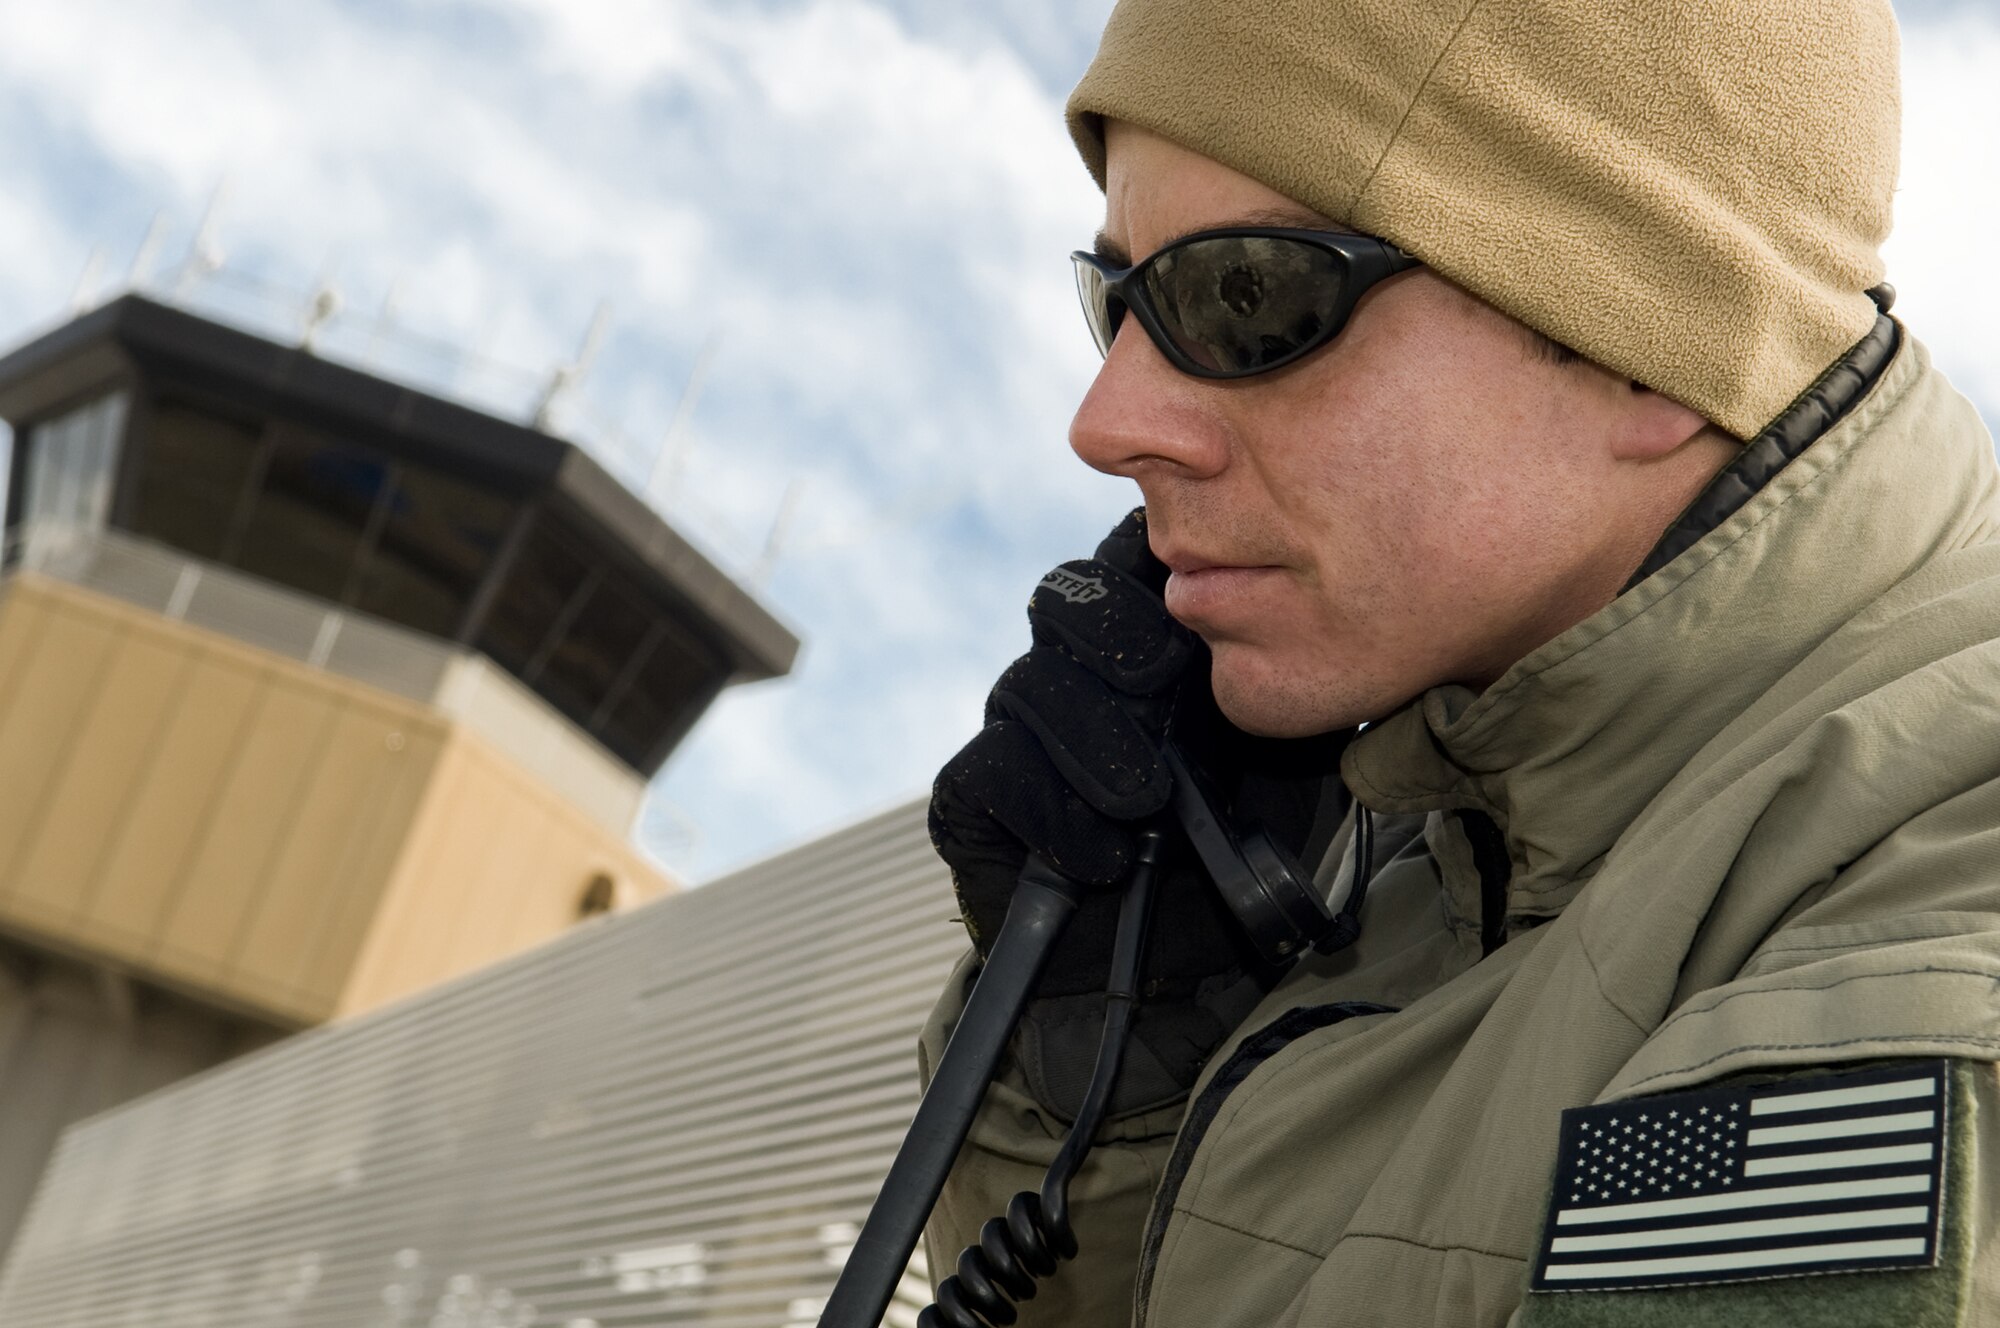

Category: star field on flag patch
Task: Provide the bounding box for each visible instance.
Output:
[1530,1061,1948,1292]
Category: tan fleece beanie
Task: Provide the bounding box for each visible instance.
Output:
[1067,0,1900,439]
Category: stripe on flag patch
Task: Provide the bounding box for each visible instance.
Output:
[1530,1061,1948,1292]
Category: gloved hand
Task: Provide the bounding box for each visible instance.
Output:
[929,507,1351,1009]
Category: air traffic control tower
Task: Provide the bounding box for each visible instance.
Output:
[0,294,797,1253]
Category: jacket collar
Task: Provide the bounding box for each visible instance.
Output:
[1341,319,1999,919]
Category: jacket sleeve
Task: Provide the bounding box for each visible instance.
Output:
[1522,723,2000,1320]
[1510,1057,2000,1327]
[916,948,1188,1327]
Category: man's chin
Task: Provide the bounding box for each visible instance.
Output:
[1207,644,1395,737]
[1208,656,1339,738]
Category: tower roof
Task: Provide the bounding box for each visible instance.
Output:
[0,294,798,685]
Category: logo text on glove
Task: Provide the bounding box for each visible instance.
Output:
[1039,568,1109,604]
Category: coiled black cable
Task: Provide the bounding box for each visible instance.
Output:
[916,831,1164,1328]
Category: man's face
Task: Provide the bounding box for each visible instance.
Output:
[1072,122,1724,737]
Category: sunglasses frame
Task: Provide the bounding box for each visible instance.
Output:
[1071,226,1423,380]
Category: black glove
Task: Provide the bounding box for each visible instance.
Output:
[929,507,1351,1008]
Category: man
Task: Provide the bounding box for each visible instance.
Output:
[921,0,2000,1324]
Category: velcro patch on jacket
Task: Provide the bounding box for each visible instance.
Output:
[1530,1061,1948,1293]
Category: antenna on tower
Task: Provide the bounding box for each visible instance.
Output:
[299,253,344,352]
[752,476,806,588]
[648,328,724,502]
[364,279,402,368]
[531,300,613,432]
[128,212,171,290]
[173,180,232,297]
[70,247,106,315]
[300,285,342,352]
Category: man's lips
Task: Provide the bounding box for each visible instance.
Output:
[1160,560,1284,621]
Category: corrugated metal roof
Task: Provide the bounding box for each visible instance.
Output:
[0,797,963,1328]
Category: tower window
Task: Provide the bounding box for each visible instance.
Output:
[22,393,128,535]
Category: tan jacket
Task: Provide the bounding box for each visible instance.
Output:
[920,328,2000,1326]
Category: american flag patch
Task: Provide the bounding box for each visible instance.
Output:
[1530,1061,1948,1292]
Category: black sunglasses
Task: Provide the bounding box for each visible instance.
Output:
[1071,227,1422,379]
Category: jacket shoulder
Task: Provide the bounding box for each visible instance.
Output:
[1512,1058,2000,1328]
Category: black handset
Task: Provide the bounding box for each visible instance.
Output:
[1160,742,1354,964]
[820,745,1360,1328]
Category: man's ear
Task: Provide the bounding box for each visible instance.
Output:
[1608,383,1721,462]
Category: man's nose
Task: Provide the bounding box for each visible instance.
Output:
[1068,322,1230,480]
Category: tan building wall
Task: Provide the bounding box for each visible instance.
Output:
[335,706,667,1018]
[0,573,671,1029]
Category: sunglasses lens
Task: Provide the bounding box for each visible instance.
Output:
[1143,236,1347,374]
[1072,255,1123,359]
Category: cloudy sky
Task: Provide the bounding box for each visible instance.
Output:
[1,0,1993,881]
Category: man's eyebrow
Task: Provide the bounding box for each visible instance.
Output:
[1221,205,1339,232]
[1091,205,1343,267]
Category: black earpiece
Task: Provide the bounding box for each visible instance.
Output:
[1160,743,1344,965]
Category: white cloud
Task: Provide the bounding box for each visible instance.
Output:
[506,0,713,95]
[0,176,89,325]
[1882,11,2000,420]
